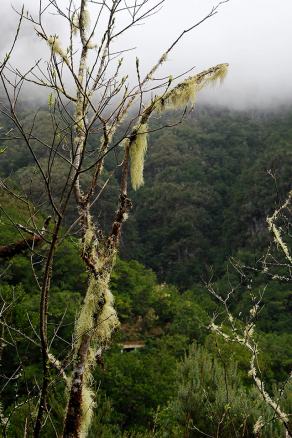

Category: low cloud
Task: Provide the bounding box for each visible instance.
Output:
[1,0,292,110]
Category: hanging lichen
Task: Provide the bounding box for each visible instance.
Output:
[129,123,149,191]
[76,280,119,438]
[83,225,95,255]
[72,5,90,38]
[72,218,119,437]
[79,385,94,437]
[75,274,119,350]
[158,77,199,111]
[155,63,228,112]
[87,41,97,49]
[74,277,119,436]
[127,64,228,192]
[206,62,228,84]
[76,218,119,349]
[47,35,69,65]
[80,355,95,438]
[81,8,91,31]
[74,11,90,32]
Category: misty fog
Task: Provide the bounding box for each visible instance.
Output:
[1,0,292,109]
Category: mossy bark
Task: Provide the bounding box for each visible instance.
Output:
[63,250,119,437]
[63,333,91,437]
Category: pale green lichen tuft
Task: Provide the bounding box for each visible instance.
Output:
[159,77,199,111]
[83,224,95,254]
[47,35,68,64]
[48,93,55,108]
[80,382,95,437]
[74,275,119,436]
[75,276,119,347]
[87,41,97,49]
[253,416,264,434]
[74,272,119,437]
[94,287,119,342]
[73,2,90,33]
[75,217,119,348]
[81,9,91,31]
[206,62,229,85]
[72,214,120,437]
[126,64,229,194]
[79,347,96,437]
[156,63,229,112]
[129,123,148,191]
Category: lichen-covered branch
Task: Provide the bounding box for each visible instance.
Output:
[63,214,119,437]
[209,301,292,436]
[126,63,228,191]
[267,190,292,265]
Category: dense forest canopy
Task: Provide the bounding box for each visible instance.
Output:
[1,104,292,286]
[0,104,291,436]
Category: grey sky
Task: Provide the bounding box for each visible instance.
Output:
[1,0,292,109]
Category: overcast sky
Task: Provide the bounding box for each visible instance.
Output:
[1,0,292,109]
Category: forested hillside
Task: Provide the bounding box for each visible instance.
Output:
[2,105,291,286]
[0,105,291,436]
[123,107,292,285]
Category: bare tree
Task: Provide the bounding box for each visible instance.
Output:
[0,1,229,436]
[208,189,292,437]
